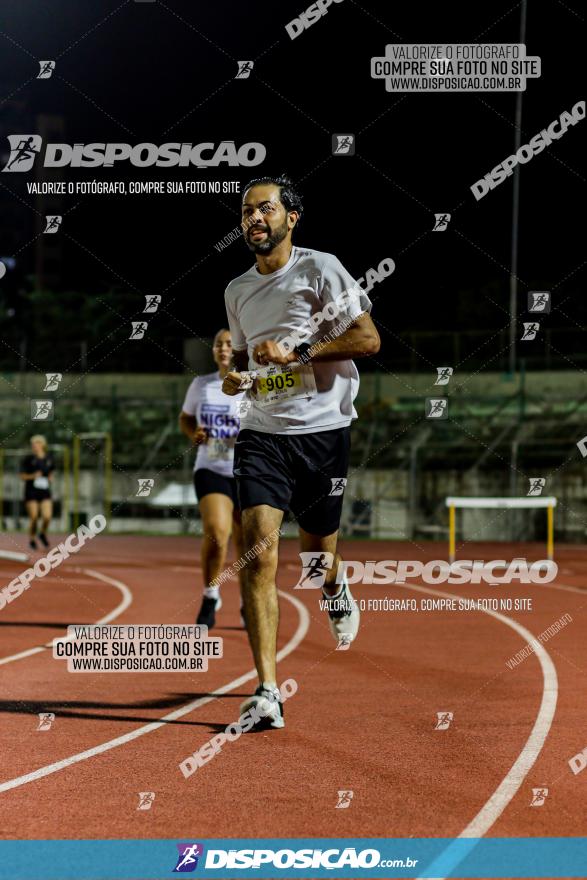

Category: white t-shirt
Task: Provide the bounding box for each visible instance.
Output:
[181,372,244,477]
[224,246,372,434]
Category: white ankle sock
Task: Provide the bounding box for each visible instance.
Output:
[204,585,219,600]
[261,680,278,693]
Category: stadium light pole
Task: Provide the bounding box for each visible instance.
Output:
[508,0,528,375]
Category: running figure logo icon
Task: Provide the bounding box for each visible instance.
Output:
[137,791,156,810]
[336,634,353,651]
[136,479,155,497]
[37,60,55,79]
[2,135,42,172]
[521,322,539,341]
[435,711,453,730]
[43,373,62,391]
[528,291,551,313]
[530,787,548,807]
[236,61,254,79]
[527,477,546,497]
[130,321,148,339]
[332,134,355,155]
[433,213,451,231]
[329,478,347,496]
[295,551,334,589]
[434,367,453,386]
[144,295,161,313]
[31,400,54,421]
[335,790,354,809]
[44,215,62,234]
[37,713,55,731]
[173,843,204,872]
[426,398,448,419]
[237,399,252,418]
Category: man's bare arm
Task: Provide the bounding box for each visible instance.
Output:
[301,312,380,361]
[252,313,381,366]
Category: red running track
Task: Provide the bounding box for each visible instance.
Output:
[0,536,586,872]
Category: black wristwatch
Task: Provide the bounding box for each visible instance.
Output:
[294,342,312,364]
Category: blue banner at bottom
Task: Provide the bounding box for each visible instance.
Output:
[0,838,585,879]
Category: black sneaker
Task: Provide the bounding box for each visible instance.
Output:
[38,532,49,548]
[239,684,284,730]
[196,594,222,629]
[29,539,37,550]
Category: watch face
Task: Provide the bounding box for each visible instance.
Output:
[295,343,312,363]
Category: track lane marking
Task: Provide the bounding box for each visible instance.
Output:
[0,569,132,667]
[0,589,309,793]
[407,582,558,880]
[540,580,587,595]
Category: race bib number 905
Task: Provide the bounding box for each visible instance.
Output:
[255,363,317,408]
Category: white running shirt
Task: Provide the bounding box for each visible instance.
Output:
[224,246,372,435]
[181,372,244,477]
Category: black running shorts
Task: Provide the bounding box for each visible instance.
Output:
[194,468,239,508]
[234,427,350,536]
[24,488,52,503]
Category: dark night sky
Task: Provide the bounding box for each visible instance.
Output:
[0,0,584,371]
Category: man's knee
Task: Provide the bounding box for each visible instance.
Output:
[203,525,230,549]
[241,530,279,575]
[243,542,278,574]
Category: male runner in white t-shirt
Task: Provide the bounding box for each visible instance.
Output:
[223,175,380,730]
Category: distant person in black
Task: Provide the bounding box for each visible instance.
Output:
[20,435,55,550]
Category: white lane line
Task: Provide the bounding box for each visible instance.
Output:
[0,551,28,562]
[0,589,310,794]
[540,580,587,596]
[408,582,558,880]
[0,569,133,667]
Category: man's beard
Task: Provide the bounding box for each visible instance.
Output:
[245,217,289,253]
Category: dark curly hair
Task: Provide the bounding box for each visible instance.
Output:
[242,174,304,223]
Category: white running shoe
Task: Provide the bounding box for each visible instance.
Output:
[239,685,285,730]
[322,576,360,646]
